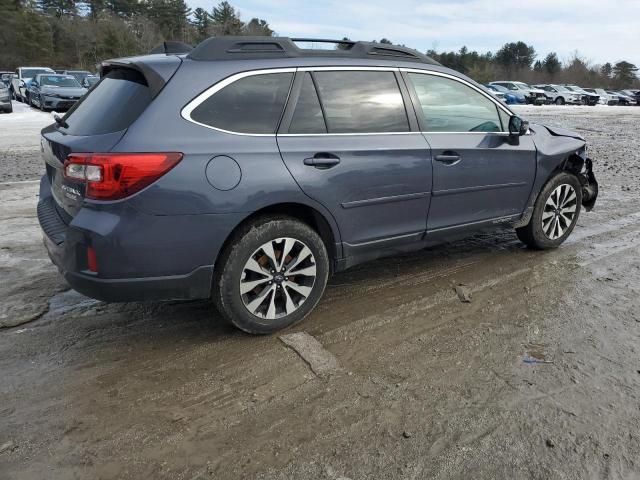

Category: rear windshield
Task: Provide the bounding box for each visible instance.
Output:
[61,68,152,136]
[22,68,52,78]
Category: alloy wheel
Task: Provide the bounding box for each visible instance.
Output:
[240,237,317,320]
[542,184,578,240]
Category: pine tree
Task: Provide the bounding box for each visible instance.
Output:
[211,1,243,35]
[191,7,211,41]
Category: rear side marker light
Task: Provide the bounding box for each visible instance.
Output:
[87,246,98,273]
[63,152,183,200]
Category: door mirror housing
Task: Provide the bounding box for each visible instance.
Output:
[508,115,528,137]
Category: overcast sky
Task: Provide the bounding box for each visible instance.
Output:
[187,0,640,66]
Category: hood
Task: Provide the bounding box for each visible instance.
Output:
[41,86,87,97]
[528,87,546,94]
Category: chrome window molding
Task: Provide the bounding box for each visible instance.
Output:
[180,67,297,137]
[181,65,522,137]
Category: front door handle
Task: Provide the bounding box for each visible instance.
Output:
[434,151,461,165]
[304,152,341,169]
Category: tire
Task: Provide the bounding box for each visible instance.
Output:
[516,172,582,249]
[555,97,565,105]
[213,216,330,334]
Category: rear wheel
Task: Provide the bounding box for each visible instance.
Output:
[516,172,582,249]
[213,217,329,334]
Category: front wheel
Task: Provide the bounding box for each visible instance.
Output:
[516,172,582,249]
[555,97,565,105]
[213,217,329,334]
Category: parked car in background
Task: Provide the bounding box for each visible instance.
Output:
[0,81,12,113]
[11,67,55,103]
[583,88,619,105]
[607,90,637,106]
[562,85,599,105]
[485,84,521,104]
[533,84,582,105]
[81,75,99,88]
[489,81,548,104]
[621,89,640,105]
[62,70,93,85]
[27,74,87,111]
[37,37,599,334]
[1,72,12,88]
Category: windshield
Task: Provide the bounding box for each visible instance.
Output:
[40,75,81,87]
[514,82,531,90]
[555,86,570,92]
[22,68,52,78]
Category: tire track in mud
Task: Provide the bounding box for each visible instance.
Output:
[314,208,640,343]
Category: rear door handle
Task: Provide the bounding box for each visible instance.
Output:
[434,152,461,165]
[304,152,341,169]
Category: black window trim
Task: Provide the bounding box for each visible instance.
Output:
[401,68,516,135]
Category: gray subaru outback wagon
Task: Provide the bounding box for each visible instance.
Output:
[38,37,598,334]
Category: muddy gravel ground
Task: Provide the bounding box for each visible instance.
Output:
[1,103,640,479]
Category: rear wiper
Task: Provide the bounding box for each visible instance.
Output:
[53,113,68,129]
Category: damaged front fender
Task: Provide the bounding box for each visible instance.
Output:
[515,123,598,227]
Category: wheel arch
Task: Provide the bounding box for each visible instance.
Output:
[215,202,342,274]
[515,151,592,228]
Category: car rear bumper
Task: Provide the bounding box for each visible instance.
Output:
[40,203,214,302]
[36,175,240,303]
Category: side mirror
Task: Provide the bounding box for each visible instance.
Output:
[19,80,25,87]
[508,115,528,137]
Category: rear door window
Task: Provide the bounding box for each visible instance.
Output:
[61,68,152,136]
[312,71,409,133]
[190,72,293,134]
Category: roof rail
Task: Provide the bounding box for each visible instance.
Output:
[187,36,439,65]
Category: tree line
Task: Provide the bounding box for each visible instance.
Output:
[426,41,639,89]
[0,0,273,70]
[1,0,638,89]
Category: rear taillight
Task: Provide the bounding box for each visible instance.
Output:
[63,153,183,200]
